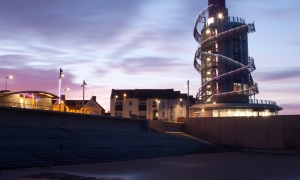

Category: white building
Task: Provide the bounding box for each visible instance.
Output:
[110,89,193,122]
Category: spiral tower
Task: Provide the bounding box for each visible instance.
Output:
[190,0,282,117]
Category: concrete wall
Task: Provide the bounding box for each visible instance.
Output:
[0,106,150,132]
[182,115,300,149]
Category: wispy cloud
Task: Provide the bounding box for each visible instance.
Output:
[255,67,300,82]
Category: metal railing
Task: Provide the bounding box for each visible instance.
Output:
[206,16,246,27]
[249,99,276,105]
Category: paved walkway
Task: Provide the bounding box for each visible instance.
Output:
[1,151,300,180]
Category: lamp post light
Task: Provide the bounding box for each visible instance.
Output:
[123,93,127,117]
[5,75,13,90]
[114,95,118,117]
[64,88,70,112]
[186,80,189,118]
[59,68,64,111]
[81,80,87,114]
[156,99,160,120]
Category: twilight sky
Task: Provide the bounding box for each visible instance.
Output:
[0,0,299,114]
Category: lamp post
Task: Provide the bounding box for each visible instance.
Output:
[59,68,64,111]
[123,93,126,117]
[81,80,87,114]
[64,88,70,112]
[114,95,118,116]
[5,75,13,90]
[186,80,189,118]
[156,99,160,120]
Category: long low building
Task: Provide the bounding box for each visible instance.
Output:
[0,90,58,110]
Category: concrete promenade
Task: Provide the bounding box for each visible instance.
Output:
[1,151,300,180]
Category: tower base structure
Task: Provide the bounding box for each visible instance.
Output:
[190,100,282,117]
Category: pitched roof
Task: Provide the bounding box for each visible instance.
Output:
[52,99,105,111]
[111,89,194,103]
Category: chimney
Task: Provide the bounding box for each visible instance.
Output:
[61,95,65,101]
[92,96,96,101]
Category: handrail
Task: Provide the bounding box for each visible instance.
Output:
[193,5,259,103]
[249,99,276,105]
[206,16,246,27]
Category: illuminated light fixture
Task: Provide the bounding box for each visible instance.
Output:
[218,13,223,19]
[206,58,210,61]
[202,109,204,112]
[115,95,118,98]
[213,102,216,104]
[206,29,210,34]
[207,72,211,74]
[180,98,182,101]
[5,75,13,90]
[123,93,127,97]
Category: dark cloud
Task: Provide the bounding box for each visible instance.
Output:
[0,0,142,44]
[255,67,300,82]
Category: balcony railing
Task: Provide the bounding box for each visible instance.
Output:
[249,99,276,105]
[206,16,246,27]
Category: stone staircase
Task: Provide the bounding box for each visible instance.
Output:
[0,126,207,169]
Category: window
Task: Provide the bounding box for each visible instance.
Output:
[161,101,165,108]
[139,101,146,105]
[116,101,123,105]
[129,101,132,106]
[90,104,93,106]
[180,110,183,116]
[152,101,156,107]
[161,111,165,118]
[171,110,175,118]
[138,111,146,116]
[129,110,132,116]
[115,111,123,116]
[180,101,183,107]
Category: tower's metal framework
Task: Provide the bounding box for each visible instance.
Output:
[193,1,259,104]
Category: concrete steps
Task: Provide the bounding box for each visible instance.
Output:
[0,127,207,169]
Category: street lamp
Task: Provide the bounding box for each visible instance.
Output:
[114,95,118,116]
[59,68,64,111]
[5,75,13,90]
[81,80,87,114]
[64,88,70,112]
[185,80,189,118]
[123,93,127,117]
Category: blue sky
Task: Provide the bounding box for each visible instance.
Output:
[0,0,299,114]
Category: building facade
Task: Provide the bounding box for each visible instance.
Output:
[110,89,193,121]
[191,0,282,117]
[0,90,57,110]
[52,96,105,115]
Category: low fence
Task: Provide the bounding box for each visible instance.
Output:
[182,115,300,149]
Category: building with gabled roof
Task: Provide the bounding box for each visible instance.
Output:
[52,96,105,115]
[110,89,194,121]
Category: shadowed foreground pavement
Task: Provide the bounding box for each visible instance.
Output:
[1,151,300,180]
